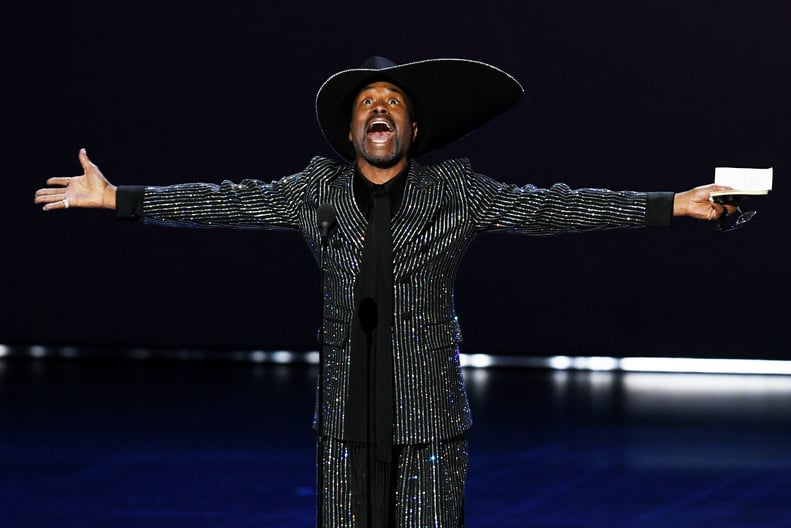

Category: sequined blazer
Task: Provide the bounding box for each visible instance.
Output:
[137,155,664,445]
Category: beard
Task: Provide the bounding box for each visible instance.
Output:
[354,126,410,168]
[360,143,404,168]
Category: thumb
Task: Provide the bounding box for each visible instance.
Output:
[78,147,92,172]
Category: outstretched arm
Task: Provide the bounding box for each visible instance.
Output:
[674,184,734,220]
[34,148,117,210]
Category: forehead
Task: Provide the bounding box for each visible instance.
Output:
[355,81,408,99]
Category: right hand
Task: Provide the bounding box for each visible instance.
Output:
[35,148,117,210]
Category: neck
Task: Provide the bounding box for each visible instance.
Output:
[356,157,410,185]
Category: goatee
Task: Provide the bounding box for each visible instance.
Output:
[360,141,404,169]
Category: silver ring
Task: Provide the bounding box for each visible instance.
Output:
[63,198,70,209]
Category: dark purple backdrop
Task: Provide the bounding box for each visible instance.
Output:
[6,1,789,359]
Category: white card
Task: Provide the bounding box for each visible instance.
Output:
[714,167,773,191]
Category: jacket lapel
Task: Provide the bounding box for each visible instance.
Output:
[325,161,445,269]
[392,162,444,262]
[326,164,367,254]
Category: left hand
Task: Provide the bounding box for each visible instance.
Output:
[673,184,734,220]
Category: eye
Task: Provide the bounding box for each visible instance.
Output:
[388,98,400,105]
[361,97,373,104]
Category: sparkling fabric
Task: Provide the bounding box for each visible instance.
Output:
[318,435,468,527]
[137,156,656,524]
[140,155,653,445]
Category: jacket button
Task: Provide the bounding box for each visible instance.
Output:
[402,311,413,321]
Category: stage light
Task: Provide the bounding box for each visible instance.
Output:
[305,351,320,364]
[2,344,791,376]
[463,354,493,368]
[548,356,572,369]
[620,357,791,376]
[249,350,268,362]
[271,350,294,364]
[29,346,46,358]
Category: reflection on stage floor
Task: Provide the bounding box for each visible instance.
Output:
[1,357,789,527]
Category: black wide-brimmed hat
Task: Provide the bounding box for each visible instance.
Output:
[315,56,524,161]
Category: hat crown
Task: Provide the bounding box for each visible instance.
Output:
[360,56,397,70]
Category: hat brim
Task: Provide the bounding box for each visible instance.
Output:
[315,58,524,161]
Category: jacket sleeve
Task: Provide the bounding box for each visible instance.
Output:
[466,171,674,234]
[115,172,309,231]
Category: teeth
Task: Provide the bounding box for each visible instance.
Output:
[368,119,393,132]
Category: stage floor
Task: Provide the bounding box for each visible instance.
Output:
[1,358,790,527]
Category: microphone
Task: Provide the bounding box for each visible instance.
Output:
[317,203,337,241]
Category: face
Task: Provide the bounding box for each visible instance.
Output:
[348,81,418,169]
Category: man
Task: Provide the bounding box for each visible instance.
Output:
[35,56,732,527]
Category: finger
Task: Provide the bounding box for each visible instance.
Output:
[35,188,66,197]
[36,189,66,201]
[42,197,70,211]
[35,192,66,204]
[78,148,92,171]
[45,176,73,186]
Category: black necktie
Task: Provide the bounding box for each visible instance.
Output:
[348,184,394,460]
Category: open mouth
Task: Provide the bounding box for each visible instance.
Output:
[367,119,395,143]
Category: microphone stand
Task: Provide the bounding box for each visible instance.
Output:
[316,233,327,528]
[316,231,328,528]
[315,205,335,528]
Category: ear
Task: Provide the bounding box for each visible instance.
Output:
[412,121,418,142]
[348,123,353,143]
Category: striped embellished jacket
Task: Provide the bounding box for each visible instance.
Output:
[131,155,670,444]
